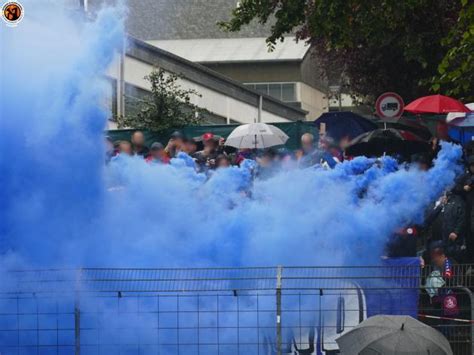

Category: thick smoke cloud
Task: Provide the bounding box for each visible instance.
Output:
[0,2,463,272]
[0,2,465,353]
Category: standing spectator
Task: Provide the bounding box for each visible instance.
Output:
[429,244,459,336]
[194,133,222,171]
[318,136,342,168]
[131,131,149,158]
[216,154,231,169]
[165,131,185,159]
[427,190,466,261]
[183,138,198,156]
[145,142,169,164]
[117,141,133,156]
[296,133,322,168]
[456,155,474,263]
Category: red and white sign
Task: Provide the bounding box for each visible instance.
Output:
[375,92,404,120]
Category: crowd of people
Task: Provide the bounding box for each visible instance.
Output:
[106,128,474,333]
[106,129,474,265]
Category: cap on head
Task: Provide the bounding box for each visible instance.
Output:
[151,142,164,150]
[171,131,184,140]
[202,132,215,142]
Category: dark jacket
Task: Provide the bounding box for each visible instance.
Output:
[428,194,466,257]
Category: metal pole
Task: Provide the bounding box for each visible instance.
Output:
[455,286,474,353]
[276,265,283,355]
[74,269,83,355]
[117,39,126,117]
[258,95,263,123]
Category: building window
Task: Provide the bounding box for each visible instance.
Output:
[244,82,296,102]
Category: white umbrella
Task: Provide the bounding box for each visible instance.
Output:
[446,102,474,122]
[225,123,289,149]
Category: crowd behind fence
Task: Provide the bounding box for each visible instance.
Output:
[0,265,473,354]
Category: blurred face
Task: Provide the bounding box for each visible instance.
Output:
[436,122,449,140]
[151,148,164,160]
[119,142,132,156]
[339,136,351,150]
[430,250,446,268]
[131,132,145,146]
[217,158,230,168]
[469,164,474,174]
[184,142,197,154]
[301,136,313,152]
[204,139,216,151]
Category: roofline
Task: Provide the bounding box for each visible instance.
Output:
[197,59,304,64]
[126,36,307,121]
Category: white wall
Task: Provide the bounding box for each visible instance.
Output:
[106,56,293,127]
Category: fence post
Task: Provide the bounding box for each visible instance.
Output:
[74,269,83,355]
[455,286,474,353]
[276,265,283,355]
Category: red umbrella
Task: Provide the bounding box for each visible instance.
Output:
[405,94,470,114]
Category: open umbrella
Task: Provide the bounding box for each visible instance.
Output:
[336,315,452,355]
[446,102,474,122]
[405,94,470,114]
[315,111,377,141]
[345,128,430,158]
[225,123,289,149]
[448,112,474,145]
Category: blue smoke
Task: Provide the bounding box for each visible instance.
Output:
[0,2,465,353]
[0,2,463,272]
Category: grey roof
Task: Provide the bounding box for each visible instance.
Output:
[126,36,307,121]
[148,37,309,63]
[89,0,274,40]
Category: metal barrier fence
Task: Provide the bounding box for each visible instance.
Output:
[0,265,472,354]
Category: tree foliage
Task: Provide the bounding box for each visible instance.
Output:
[220,0,465,103]
[117,68,204,132]
[430,1,474,102]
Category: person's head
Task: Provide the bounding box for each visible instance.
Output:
[216,154,230,168]
[301,133,314,153]
[202,133,217,151]
[318,136,335,151]
[412,153,431,171]
[258,149,276,167]
[150,142,165,160]
[430,243,447,268]
[183,138,197,155]
[131,131,145,147]
[118,141,133,156]
[436,122,450,140]
[170,131,184,149]
[339,135,351,150]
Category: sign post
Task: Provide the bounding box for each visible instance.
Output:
[375,92,404,128]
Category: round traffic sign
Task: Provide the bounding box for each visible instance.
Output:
[375,92,404,119]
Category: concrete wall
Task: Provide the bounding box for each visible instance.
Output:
[297,82,328,120]
[202,59,329,120]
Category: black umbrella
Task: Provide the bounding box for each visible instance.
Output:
[345,128,431,158]
[315,111,377,141]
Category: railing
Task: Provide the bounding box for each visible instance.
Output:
[0,265,472,354]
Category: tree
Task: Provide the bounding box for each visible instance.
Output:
[431,1,474,102]
[117,68,205,131]
[219,0,462,104]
